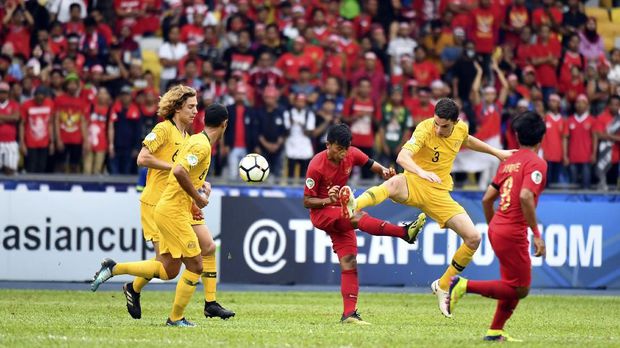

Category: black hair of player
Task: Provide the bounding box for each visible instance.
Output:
[326,124,352,148]
[512,111,546,146]
[609,95,620,105]
[434,98,459,121]
[204,103,229,127]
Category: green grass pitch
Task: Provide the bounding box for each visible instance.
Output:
[0,289,618,347]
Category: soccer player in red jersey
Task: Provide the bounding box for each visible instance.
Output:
[304,124,426,324]
[447,111,548,342]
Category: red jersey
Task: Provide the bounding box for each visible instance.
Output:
[64,21,85,36]
[541,113,565,162]
[5,25,30,58]
[529,40,561,88]
[304,146,369,211]
[515,42,534,68]
[559,51,584,85]
[343,98,381,148]
[55,94,87,144]
[0,100,19,142]
[491,148,547,239]
[596,111,620,163]
[470,7,498,54]
[564,114,595,164]
[559,78,585,104]
[473,102,502,140]
[87,104,114,152]
[275,53,313,82]
[303,44,325,75]
[180,24,205,43]
[409,101,434,125]
[322,54,346,79]
[49,36,67,56]
[504,5,529,47]
[532,7,562,27]
[412,60,440,88]
[21,99,54,148]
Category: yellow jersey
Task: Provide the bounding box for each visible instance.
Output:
[157,132,212,219]
[140,120,187,205]
[402,118,469,191]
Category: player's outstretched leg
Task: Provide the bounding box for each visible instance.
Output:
[354,211,426,244]
[91,258,170,292]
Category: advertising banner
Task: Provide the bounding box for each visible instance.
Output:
[219,194,620,289]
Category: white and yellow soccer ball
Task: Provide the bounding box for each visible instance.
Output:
[239,153,270,183]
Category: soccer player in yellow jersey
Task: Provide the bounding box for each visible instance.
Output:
[122,85,193,319]
[91,103,229,327]
[340,98,514,317]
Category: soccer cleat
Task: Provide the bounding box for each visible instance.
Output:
[431,279,452,318]
[166,318,196,327]
[340,310,371,325]
[204,301,235,320]
[339,186,356,219]
[123,282,142,319]
[402,213,426,244]
[447,276,468,316]
[483,329,523,342]
[91,258,117,292]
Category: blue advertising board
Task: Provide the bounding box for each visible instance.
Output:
[219,192,620,289]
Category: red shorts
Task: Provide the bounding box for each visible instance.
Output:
[310,206,357,258]
[489,229,532,288]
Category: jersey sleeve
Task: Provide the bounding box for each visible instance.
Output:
[402,121,430,154]
[178,141,210,172]
[142,122,168,153]
[351,146,370,166]
[522,159,547,197]
[304,160,321,197]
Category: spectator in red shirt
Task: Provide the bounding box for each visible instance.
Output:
[412,46,440,88]
[532,0,562,31]
[276,36,313,83]
[349,51,386,103]
[409,87,435,126]
[54,73,88,173]
[594,95,620,190]
[470,0,499,78]
[222,29,255,76]
[84,87,115,175]
[558,33,585,86]
[63,3,85,36]
[563,94,597,189]
[20,86,54,173]
[181,9,206,44]
[342,77,381,179]
[529,24,560,103]
[501,0,529,48]
[109,85,141,175]
[90,9,113,45]
[321,34,347,82]
[541,94,565,185]
[48,21,67,57]
[514,25,534,69]
[0,82,20,174]
[223,83,254,181]
[114,0,142,33]
[559,65,586,105]
[3,2,34,59]
[249,51,285,107]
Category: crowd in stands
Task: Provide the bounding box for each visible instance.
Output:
[0,0,619,190]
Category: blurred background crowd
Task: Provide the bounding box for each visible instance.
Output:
[0,0,619,190]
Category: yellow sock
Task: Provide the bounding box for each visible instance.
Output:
[355,184,389,211]
[170,270,200,321]
[438,243,476,290]
[112,260,169,280]
[201,255,217,302]
[131,257,157,293]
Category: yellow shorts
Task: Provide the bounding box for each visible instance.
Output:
[140,202,160,242]
[401,173,465,228]
[153,208,200,258]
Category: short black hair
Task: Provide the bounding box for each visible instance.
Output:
[69,3,81,11]
[326,124,352,148]
[512,111,546,146]
[204,103,228,127]
[609,95,620,104]
[434,98,459,121]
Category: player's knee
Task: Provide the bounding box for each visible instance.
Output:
[350,211,365,225]
[464,233,481,250]
[201,243,216,256]
[340,254,357,270]
[164,265,180,279]
[515,287,530,299]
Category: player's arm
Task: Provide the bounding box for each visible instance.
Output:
[303,186,339,209]
[369,159,396,180]
[464,135,514,161]
[396,148,441,183]
[137,147,173,170]
[172,164,209,208]
[520,188,545,257]
[137,125,172,170]
[482,184,500,224]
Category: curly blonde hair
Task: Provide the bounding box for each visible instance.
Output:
[157,85,197,119]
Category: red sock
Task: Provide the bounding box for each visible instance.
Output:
[341,269,358,316]
[467,280,518,300]
[490,299,519,330]
[357,215,405,238]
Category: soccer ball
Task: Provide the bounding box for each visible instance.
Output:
[239,153,270,183]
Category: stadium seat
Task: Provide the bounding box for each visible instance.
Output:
[611,8,620,23]
[585,7,610,23]
[599,0,612,8]
[597,21,620,37]
[139,37,164,52]
[603,36,615,51]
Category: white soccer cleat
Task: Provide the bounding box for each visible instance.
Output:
[339,186,356,219]
[431,279,452,318]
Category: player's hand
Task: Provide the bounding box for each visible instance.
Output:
[496,149,517,161]
[533,237,546,257]
[381,167,396,180]
[195,193,209,208]
[191,202,204,220]
[327,185,340,203]
[201,181,212,198]
[418,170,441,183]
